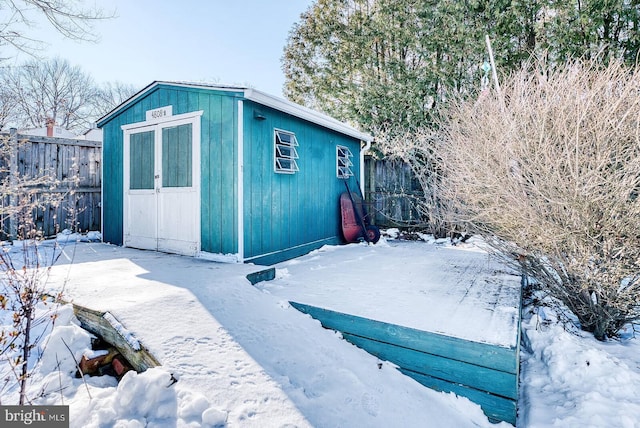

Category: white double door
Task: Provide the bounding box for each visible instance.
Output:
[123,113,201,256]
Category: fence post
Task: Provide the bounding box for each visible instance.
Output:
[8,128,18,240]
[365,156,377,225]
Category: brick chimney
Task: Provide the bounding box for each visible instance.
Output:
[46,117,55,137]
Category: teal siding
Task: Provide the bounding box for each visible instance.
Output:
[102,119,124,245]
[200,93,238,255]
[290,302,519,425]
[243,102,361,264]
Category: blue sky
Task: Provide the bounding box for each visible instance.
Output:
[10,1,315,97]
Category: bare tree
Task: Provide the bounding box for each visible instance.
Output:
[0,0,108,57]
[2,57,99,132]
[430,58,640,340]
[0,81,17,129]
[94,81,139,118]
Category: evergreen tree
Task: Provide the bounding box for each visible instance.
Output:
[283,0,640,136]
[545,0,640,64]
[283,0,515,134]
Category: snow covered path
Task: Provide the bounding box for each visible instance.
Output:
[53,242,500,427]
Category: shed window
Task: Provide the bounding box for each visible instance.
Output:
[337,145,353,178]
[129,131,155,189]
[162,123,193,187]
[274,130,299,173]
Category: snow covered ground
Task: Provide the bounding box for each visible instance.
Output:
[260,237,521,347]
[1,232,640,427]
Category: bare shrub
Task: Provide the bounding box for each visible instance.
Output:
[434,58,640,340]
[0,220,66,404]
[0,134,71,403]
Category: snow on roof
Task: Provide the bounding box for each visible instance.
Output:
[20,126,77,139]
[97,81,373,143]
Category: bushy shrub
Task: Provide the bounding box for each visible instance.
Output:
[435,59,640,340]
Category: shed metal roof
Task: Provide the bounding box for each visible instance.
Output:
[97,81,373,142]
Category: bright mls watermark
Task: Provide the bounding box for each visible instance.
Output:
[1,406,69,427]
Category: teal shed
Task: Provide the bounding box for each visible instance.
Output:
[97,82,372,265]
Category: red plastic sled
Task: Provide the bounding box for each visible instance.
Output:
[340,192,362,243]
[340,188,381,244]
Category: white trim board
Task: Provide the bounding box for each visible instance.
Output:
[237,100,245,263]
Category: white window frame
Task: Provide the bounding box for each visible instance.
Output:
[274,129,299,174]
[336,145,354,178]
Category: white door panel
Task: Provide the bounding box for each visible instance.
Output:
[157,189,199,255]
[125,191,157,249]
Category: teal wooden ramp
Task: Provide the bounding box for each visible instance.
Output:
[289,302,520,425]
[258,241,522,425]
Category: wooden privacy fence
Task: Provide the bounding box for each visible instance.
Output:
[364,156,428,228]
[0,129,101,239]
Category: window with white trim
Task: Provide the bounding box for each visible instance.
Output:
[274,129,299,173]
[336,145,353,178]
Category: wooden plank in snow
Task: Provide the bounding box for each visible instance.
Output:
[71,304,160,372]
[246,267,276,285]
